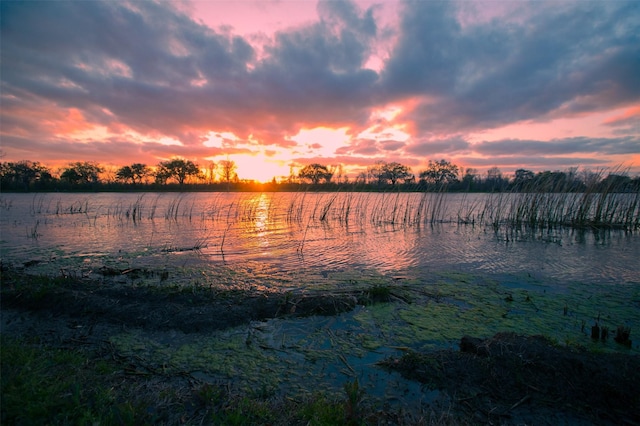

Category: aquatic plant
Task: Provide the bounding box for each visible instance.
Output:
[343,379,364,424]
[477,175,640,232]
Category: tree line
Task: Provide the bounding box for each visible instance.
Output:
[1,158,638,193]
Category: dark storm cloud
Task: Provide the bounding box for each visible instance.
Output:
[382,0,640,134]
[0,133,226,166]
[1,0,638,171]
[474,136,640,157]
[1,0,253,139]
[0,0,379,145]
[251,0,379,127]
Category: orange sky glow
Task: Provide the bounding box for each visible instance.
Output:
[1,0,638,183]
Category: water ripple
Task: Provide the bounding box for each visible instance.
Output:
[1,192,638,287]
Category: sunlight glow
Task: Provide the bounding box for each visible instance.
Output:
[232,155,290,182]
[157,137,183,146]
[204,131,239,148]
[469,110,620,143]
[357,125,410,143]
[52,108,103,137]
[370,105,403,122]
[292,127,350,157]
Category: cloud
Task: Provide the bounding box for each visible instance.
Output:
[473,136,640,157]
[334,137,410,156]
[381,0,640,135]
[1,0,380,145]
[602,105,640,136]
[405,136,470,156]
[379,139,405,152]
[0,0,638,175]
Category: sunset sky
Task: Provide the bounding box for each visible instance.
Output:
[1,0,639,182]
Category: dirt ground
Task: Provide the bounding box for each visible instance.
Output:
[381,333,640,425]
[2,267,639,425]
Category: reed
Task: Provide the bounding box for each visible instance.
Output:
[476,173,639,232]
[9,178,637,261]
[26,219,40,239]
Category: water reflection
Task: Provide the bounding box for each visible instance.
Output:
[1,192,638,287]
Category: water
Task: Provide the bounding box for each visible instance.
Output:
[3,191,639,399]
[1,192,638,287]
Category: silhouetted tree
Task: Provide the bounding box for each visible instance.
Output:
[460,168,478,191]
[60,162,103,185]
[333,164,347,184]
[419,160,459,188]
[600,173,632,192]
[219,160,238,183]
[535,171,569,191]
[298,163,333,184]
[156,158,200,185]
[130,163,150,185]
[486,167,507,191]
[287,165,298,184]
[116,165,135,184]
[383,162,413,185]
[205,161,217,184]
[0,160,53,190]
[154,165,171,185]
[367,161,387,185]
[367,161,412,185]
[355,171,367,185]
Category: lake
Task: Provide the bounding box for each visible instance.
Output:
[3,191,639,399]
[1,191,638,287]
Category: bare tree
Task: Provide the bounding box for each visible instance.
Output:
[219,159,238,183]
[206,161,217,184]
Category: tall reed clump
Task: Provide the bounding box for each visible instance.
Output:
[482,170,640,232]
[163,194,196,221]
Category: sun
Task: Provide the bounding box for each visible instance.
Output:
[233,155,290,183]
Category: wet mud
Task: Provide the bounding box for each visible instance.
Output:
[2,266,639,425]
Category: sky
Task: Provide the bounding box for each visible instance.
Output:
[1,0,639,182]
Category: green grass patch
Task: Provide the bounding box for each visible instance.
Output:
[1,335,387,425]
[0,335,127,425]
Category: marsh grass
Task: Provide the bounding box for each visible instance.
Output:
[482,185,640,232]
[1,335,456,425]
[8,181,639,261]
[20,182,640,236]
[1,336,132,425]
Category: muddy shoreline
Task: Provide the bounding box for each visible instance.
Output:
[2,267,639,425]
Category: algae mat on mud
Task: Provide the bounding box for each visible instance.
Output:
[108,268,639,408]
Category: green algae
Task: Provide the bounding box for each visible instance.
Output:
[353,274,640,353]
[105,265,639,407]
[8,257,639,407]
